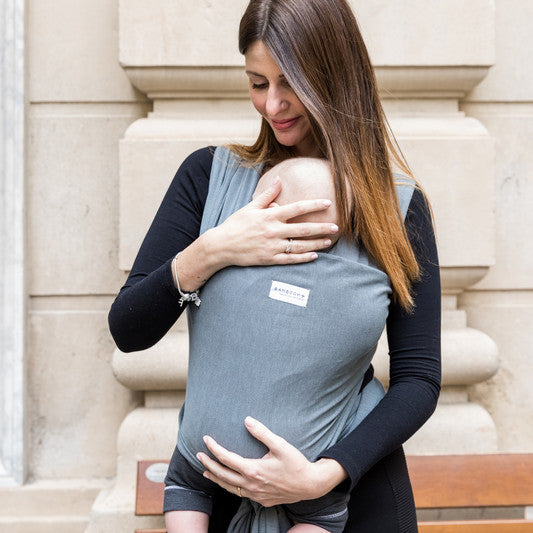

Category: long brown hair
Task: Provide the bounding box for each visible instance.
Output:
[232,0,421,309]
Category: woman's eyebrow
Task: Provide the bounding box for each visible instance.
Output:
[245,71,287,80]
[245,70,266,77]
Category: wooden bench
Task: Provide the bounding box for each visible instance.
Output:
[135,454,533,532]
[409,454,533,532]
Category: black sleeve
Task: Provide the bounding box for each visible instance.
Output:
[320,187,441,491]
[108,147,214,352]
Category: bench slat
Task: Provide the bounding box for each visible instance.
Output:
[419,520,533,532]
[135,455,533,532]
[407,454,533,508]
[135,524,533,533]
[135,521,533,533]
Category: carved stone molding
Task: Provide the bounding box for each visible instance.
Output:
[124,66,248,100]
[113,332,189,391]
[441,266,491,292]
[123,65,492,101]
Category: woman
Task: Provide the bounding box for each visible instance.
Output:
[108,0,441,531]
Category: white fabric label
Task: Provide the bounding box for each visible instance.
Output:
[269,280,310,307]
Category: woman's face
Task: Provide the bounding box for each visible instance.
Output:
[245,41,319,157]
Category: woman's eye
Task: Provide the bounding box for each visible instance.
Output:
[251,82,268,90]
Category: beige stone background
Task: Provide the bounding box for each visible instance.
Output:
[0,0,532,531]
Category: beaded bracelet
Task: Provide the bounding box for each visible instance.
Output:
[173,253,201,307]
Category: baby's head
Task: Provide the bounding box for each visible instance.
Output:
[253,158,339,243]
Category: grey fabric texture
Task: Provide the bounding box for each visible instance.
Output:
[175,147,415,532]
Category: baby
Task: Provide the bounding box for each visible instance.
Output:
[253,157,340,231]
[165,158,352,533]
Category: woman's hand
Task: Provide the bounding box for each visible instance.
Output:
[196,416,348,507]
[173,178,338,293]
[206,178,339,270]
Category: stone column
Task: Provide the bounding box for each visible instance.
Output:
[373,112,500,453]
[460,0,533,455]
[0,0,26,487]
[88,1,499,530]
[355,0,500,453]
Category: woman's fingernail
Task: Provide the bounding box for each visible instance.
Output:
[331,225,339,233]
[203,435,209,444]
[245,416,255,427]
[203,472,209,479]
[196,453,202,461]
[324,239,332,247]
[323,200,332,207]
[311,253,318,260]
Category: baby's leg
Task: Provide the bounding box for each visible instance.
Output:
[284,488,349,533]
[163,447,216,532]
[288,523,330,532]
[165,510,209,533]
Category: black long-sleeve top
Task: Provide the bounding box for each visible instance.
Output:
[108,147,441,491]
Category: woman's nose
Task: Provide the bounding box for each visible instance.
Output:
[265,87,288,116]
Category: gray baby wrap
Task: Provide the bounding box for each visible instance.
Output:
[176,147,414,532]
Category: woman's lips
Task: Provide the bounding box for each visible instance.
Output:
[270,117,300,131]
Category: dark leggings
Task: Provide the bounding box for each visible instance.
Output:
[207,446,418,533]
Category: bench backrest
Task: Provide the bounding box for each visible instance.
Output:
[406,454,533,508]
[135,454,533,533]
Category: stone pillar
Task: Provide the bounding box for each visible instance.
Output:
[356,0,500,453]
[87,313,194,531]
[0,0,26,487]
[374,111,501,453]
[460,0,533,455]
[88,1,499,530]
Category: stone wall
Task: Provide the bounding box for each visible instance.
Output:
[461,0,533,452]
[25,0,148,481]
[0,0,531,531]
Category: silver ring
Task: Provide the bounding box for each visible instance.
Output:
[285,238,293,254]
[237,486,242,498]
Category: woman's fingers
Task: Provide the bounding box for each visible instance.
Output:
[201,435,249,474]
[196,450,244,487]
[283,222,338,239]
[275,198,332,221]
[267,238,333,265]
[287,238,333,253]
[251,177,282,209]
[196,419,340,506]
[213,191,338,268]
[243,417,286,455]
[200,467,241,496]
